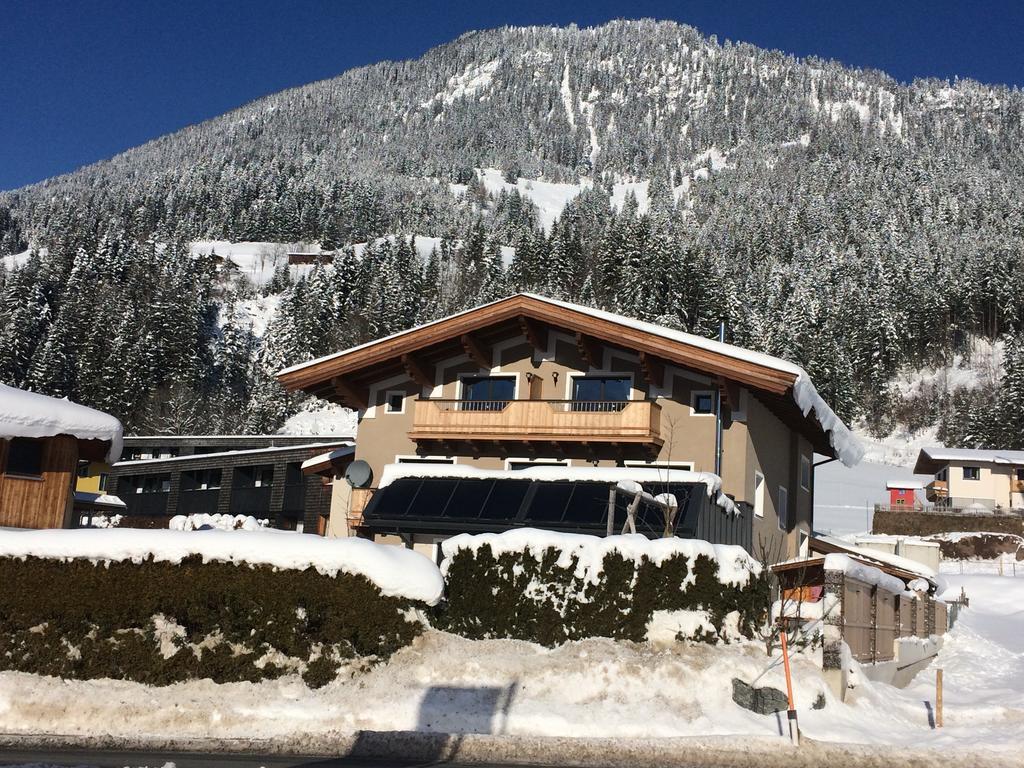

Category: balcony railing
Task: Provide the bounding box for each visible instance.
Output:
[408,398,663,444]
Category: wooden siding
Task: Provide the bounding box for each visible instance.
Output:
[844,577,874,662]
[408,399,663,444]
[0,436,79,529]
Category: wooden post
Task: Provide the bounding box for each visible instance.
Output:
[606,487,616,537]
[936,668,943,728]
[780,627,800,746]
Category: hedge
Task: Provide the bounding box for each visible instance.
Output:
[0,555,428,687]
[436,543,768,645]
[873,509,1024,537]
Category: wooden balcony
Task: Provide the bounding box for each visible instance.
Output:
[925,479,948,503]
[408,399,663,446]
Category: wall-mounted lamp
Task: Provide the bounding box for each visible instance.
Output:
[552,371,560,385]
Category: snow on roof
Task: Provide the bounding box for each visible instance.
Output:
[0,528,443,604]
[440,528,760,587]
[918,446,1024,465]
[815,534,937,582]
[822,553,908,595]
[378,462,739,514]
[886,479,928,490]
[300,446,355,471]
[73,491,126,508]
[279,294,863,468]
[0,384,123,463]
[116,441,353,467]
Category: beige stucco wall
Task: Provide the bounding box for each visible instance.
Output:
[943,461,1013,508]
[345,327,814,558]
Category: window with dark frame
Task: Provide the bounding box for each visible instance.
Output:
[571,376,630,412]
[963,466,980,481]
[460,376,515,411]
[777,485,790,531]
[1016,468,1024,482]
[800,455,811,491]
[386,392,405,413]
[691,391,716,415]
[5,438,43,477]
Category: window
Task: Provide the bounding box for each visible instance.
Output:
[691,390,717,415]
[253,467,273,488]
[98,473,108,492]
[936,468,948,482]
[571,376,630,411]
[77,463,90,478]
[384,390,406,414]
[5,438,43,477]
[396,455,456,464]
[753,471,765,518]
[778,485,790,530]
[460,376,515,410]
[623,460,696,472]
[1016,468,1024,482]
[506,459,570,470]
[800,455,812,491]
[962,466,980,481]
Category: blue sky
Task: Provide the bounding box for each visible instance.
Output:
[2,0,1022,191]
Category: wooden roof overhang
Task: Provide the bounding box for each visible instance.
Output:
[277,295,837,458]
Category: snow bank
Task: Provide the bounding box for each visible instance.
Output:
[823,553,906,595]
[168,513,269,532]
[379,462,738,515]
[0,528,444,604]
[0,383,123,462]
[441,528,760,587]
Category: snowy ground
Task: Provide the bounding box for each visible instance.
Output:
[0,574,1019,759]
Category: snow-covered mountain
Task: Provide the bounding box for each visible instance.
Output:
[2,20,1024,444]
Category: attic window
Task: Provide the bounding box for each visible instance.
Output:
[384,391,405,414]
[5,438,43,478]
[691,391,716,415]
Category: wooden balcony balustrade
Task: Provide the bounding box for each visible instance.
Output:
[408,398,664,445]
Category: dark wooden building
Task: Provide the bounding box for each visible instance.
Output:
[99,438,353,534]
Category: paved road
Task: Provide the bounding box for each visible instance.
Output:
[0,749,513,768]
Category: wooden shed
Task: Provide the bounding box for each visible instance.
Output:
[0,384,123,530]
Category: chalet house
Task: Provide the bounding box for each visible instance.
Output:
[914,447,1024,511]
[277,294,863,560]
[77,435,353,533]
[0,384,123,529]
[886,479,926,509]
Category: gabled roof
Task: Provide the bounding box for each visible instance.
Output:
[914,446,1024,474]
[277,293,862,466]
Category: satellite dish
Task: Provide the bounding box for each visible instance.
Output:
[345,460,373,489]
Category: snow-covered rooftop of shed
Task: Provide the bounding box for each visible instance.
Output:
[278,293,863,467]
[301,446,355,471]
[816,534,937,581]
[918,446,1024,465]
[379,462,738,514]
[0,384,123,463]
[0,527,443,604]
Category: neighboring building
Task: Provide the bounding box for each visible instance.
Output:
[277,294,862,559]
[886,479,926,509]
[91,437,354,533]
[0,384,123,529]
[914,447,1024,511]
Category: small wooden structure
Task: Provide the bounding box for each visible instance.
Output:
[0,385,122,530]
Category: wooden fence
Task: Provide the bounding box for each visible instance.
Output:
[842,577,947,664]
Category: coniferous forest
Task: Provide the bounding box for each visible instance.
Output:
[2,20,1024,446]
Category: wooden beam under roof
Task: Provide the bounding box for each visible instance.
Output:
[639,351,665,389]
[716,376,740,410]
[575,332,603,368]
[331,376,368,411]
[460,332,492,369]
[518,315,548,352]
[401,353,434,389]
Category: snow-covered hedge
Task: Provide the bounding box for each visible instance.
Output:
[438,529,768,645]
[0,529,443,687]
